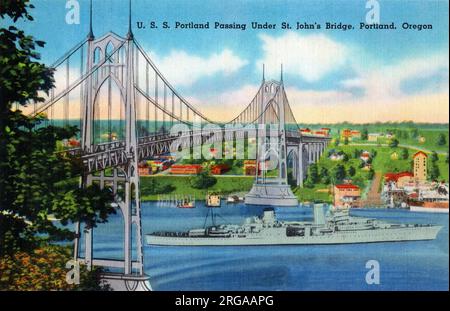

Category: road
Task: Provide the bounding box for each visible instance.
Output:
[348,143,448,155]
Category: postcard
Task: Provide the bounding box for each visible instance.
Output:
[0,0,448,299]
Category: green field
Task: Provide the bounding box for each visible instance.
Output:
[140,175,255,201]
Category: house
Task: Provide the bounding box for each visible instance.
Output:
[341,128,361,141]
[329,153,344,161]
[360,151,371,162]
[244,160,257,175]
[368,133,381,142]
[313,130,328,136]
[320,128,331,136]
[385,132,395,139]
[351,130,361,139]
[341,129,352,139]
[334,184,361,209]
[138,162,151,176]
[170,164,203,175]
[210,164,230,175]
[300,128,312,135]
[413,151,428,182]
[384,172,414,188]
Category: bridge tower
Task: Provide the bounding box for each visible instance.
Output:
[245,71,298,207]
[74,1,151,291]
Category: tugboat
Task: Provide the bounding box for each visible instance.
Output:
[146,204,442,246]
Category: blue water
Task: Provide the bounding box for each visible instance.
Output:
[88,202,449,291]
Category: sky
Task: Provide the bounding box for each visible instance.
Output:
[6,0,450,123]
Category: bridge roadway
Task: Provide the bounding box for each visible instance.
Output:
[62,129,330,174]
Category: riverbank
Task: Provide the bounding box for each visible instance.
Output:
[140,175,255,201]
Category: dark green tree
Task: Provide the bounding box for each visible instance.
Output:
[429,164,440,181]
[190,172,217,189]
[342,153,349,162]
[367,168,375,180]
[437,133,446,146]
[304,164,320,187]
[400,148,409,160]
[361,128,368,140]
[388,138,399,148]
[332,164,346,183]
[0,2,115,256]
[348,166,356,177]
[430,151,439,163]
[343,137,349,145]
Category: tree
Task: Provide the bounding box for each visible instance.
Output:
[368,168,375,180]
[305,164,320,187]
[430,151,439,163]
[429,164,440,181]
[334,138,340,147]
[437,133,446,146]
[332,164,346,182]
[388,138,399,148]
[348,166,356,177]
[1,2,115,257]
[343,137,349,145]
[361,128,368,140]
[319,167,330,184]
[342,153,349,162]
[400,148,409,160]
[190,172,217,189]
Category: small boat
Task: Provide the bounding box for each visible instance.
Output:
[227,195,244,203]
[177,196,195,209]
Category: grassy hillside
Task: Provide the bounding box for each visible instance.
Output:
[140,175,254,201]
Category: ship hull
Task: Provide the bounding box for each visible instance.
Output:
[146,226,442,246]
[410,205,449,213]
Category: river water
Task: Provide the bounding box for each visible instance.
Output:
[86,202,449,291]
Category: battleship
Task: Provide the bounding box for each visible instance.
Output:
[146,205,442,246]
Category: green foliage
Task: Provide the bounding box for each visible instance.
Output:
[437,133,446,146]
[400,148,409,160]
[361,128,368,140]
[190,172,217,189]
[140,177,174,195]
[348,166,356,177]
[0,2,115,258]
[0,112,116,255]
[343,137,349,145]
[342,153,349,162]
[388,138,399,148]
[430,151,439,163]
[429,164,440,181]
[304,164,320,188]
[368,168,375,180]
[332,164,346,183]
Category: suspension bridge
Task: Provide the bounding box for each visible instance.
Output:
[26,1,330,291]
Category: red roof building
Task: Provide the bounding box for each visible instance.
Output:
[170,164,203,175]
[334,184,361,209]
[210,164,230,175]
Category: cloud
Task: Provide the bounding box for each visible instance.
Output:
[187,51,449,124]
[285,51,449,123]
[184,84,260,122]
[257,31,348,82]
[148,48,248,87]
